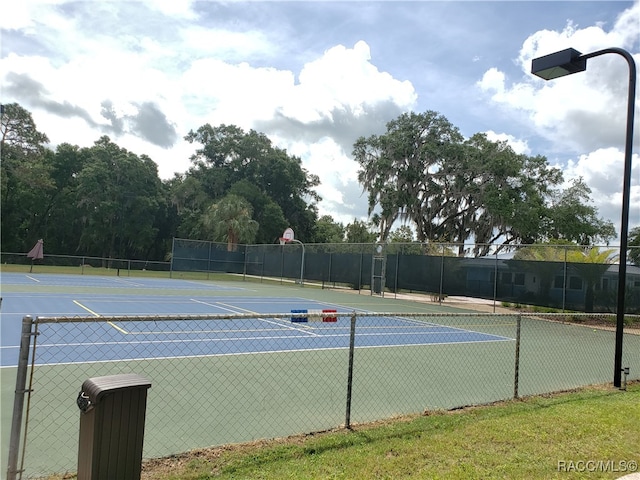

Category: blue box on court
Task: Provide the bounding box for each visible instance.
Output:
[291,309,308,323]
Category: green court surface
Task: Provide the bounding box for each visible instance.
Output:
[1,273,638,478]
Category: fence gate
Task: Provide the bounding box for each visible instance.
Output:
[371,244,385,296]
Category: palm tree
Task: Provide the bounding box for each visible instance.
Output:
[203,194,258,251]
[566,247,617,312]
[629,227,640,266]
[510,242,574,304]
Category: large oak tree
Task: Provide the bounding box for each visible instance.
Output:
[354,110,616,256]
[181,124,320,242]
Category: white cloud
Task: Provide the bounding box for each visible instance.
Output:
[260,41,416,221]
[1,0,67,30]
[562,148,640,236]
[269,133,365,224]
[1,4,32,30]
[478,67,505,96]
[141,0,197,19]
[181,59,294,126]
[484,130,530,155]
[180,27,278,61]
[564,148,629,195]
[284,41,416,121]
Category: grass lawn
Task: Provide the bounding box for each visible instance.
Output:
[126,382,640,480]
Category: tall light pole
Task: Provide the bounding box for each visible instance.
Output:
[531,47,636,388]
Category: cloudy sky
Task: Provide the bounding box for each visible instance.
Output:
[2,0,639,243]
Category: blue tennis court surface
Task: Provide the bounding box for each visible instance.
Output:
[1,272,244,291]
[0,273,512,367]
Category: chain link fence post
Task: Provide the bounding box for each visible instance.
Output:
[344,312,357,429]
[513,314,522,399]
[7,316,35,480]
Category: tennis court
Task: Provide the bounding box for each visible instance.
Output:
[1,272,638,478]
[0,274,511,367]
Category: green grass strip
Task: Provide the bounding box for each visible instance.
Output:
[134,383,639,480]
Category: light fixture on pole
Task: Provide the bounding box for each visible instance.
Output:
[531,47,636,388]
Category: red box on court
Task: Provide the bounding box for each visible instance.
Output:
[322,309,337,322]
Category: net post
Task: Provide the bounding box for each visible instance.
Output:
[513,314,522,399]
[345,312,357,430]
[7,316,35,480]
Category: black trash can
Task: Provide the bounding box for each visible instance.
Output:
[77,373,152,480]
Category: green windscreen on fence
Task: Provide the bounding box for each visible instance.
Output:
[171,238,245,274]
[168,239,640,313]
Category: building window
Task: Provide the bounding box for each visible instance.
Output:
[569,276,583,290]
[554,276,564,289]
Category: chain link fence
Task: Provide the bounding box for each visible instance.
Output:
[1,251,170,274]
[6,311,639,479]
[173,239,640,313]
[3,241,640,313]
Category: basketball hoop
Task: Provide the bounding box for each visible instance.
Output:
[278,227,305,286]
[280,227,295,245]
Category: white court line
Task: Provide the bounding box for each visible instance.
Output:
[181,280,255,291]
[29,332,335,347]
[4,337,514,369]
[73,300,129,334]
[108,277,146,287]
[30,331,513,349]
[113,327,308,335]
[25,275,40,283]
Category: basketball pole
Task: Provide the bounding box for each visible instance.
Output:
[279,236,305,286]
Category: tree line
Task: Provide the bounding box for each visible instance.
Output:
[2,103,638,264]
[1,103,375,261]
